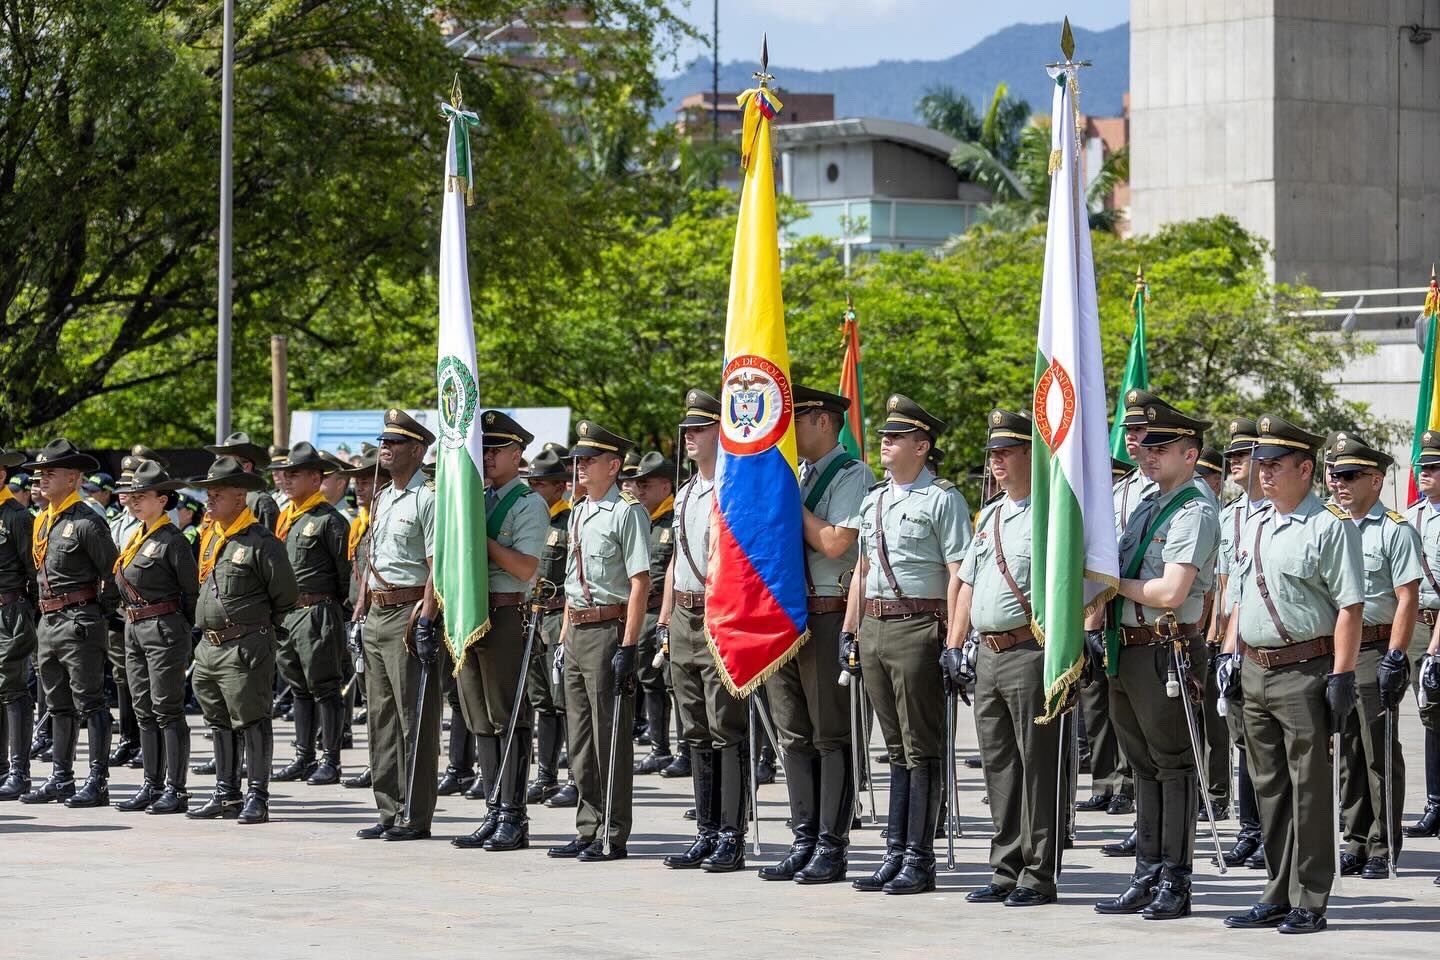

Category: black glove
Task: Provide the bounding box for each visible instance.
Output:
[413,616,438,665]
[1325,671,1357,735]
[838,631,861,676]
[940,646,965,691]
[1215,652,1242,702]
[1081,629,1107,684]
[1376,648,1410,710]
[611,644,637,694]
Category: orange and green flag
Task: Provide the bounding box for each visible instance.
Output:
[1409,266,1440,504]
[838,300,865,462]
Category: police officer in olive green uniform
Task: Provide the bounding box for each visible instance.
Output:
[1326,435,1419,879]
[759,385,874,884]
[1406,430,1440,841]
[268,443,352,787]
[19,440,119,808]
[1219,415,1364,934]
[204,432,281,532]
[843,395,971,896]
[1212,417,1267,867]
[451,410,549,852]
[104,456,149,770]
[111,461,199,814]
[1083,393,1166,823]
[0,447,36,800]
[354,409,441,842]
[1092,397,1219,921]
[946,409,1061,906]
[548,421,651,862]
[657,390,751,872]
[522,447,572,805]
[631,452,677,775]
[187,457,298,824]
[338,448,386,791]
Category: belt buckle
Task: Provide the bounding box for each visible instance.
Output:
[205,630,222,646]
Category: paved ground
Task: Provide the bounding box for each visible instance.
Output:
[3,698,1438,960]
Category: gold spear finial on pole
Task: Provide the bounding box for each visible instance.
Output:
[1061,17,1075,61]
[450,72,463,110]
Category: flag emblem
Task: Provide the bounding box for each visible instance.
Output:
[722,355,793,455]
[437,355,479,448]
[1033,358,1076,452]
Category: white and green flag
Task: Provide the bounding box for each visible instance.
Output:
[434,93,489,668]
[1031,64,1118,721]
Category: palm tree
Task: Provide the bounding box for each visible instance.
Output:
[944,83,1033,202]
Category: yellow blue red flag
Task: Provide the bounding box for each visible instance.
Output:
[705,78,808,697]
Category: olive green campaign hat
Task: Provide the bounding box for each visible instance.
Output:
[22,438,99,473]
[190,456,267,491]
[204,432,270,468]
[267,441,338,475]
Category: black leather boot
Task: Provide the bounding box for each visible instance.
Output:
[666,746,719,868]
[797,748,854,884]
[273,696,317,782]
[307,696,344,785]
[29,704,52,761]
[109,682,140,766]
[855,764,910,891]
[148,721,191,815]
[66,710,112,807]
[635,690,672,774]
[545,780,578,807]
[1095,776,1164,913]
[238,719,272,824]
[1143,777,1196,919]
[485,729,532,851]
[1406,730,1440,837]
[187,727,242,819]
[762,753,818,880]
[0,697,34,800]
[884,761,940,894]
[438,713,477,795]
[21,713,76,803]
[115,722,164,811]
[459,733,502,839]
[526,712,561,803]
[466,733,498,801]
[659,742,691,779]
[703,745,747,872]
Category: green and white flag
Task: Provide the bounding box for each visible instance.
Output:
[434,94,489,668]
[1030,64,1118,721]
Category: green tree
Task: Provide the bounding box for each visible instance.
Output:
[2,0,688,446]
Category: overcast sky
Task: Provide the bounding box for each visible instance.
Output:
[662,0,1131,73]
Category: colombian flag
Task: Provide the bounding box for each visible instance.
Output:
[705,82,808,697]
[1409,266,1440,505]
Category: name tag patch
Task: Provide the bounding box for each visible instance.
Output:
[61,522,75,538]
[303,521,317,536]
[231,546,248,563]
[142,542,161,558]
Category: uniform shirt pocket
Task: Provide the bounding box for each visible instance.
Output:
[898,515,931,540]
[1275,549,1318,602]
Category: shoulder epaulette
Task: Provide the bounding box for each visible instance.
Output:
[983,490,1004,506]
[424,478,435,490]
[932,478,956,491]
[620,491,639,505]
[1326,502,1347,519]
[869,480,887,491]
[1387,509,1407,524]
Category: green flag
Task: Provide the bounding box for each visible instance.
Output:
[434,91,490,666]
[1108,270,1149,465]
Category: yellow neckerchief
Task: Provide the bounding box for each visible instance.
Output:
[649,494,675,522]
[275,490,328,542]
[198,508,259,583]
[0,487,13,508]
[114,514,172,573]
[347,504,369,561]
[31,490,82,570]
[549,498,570,518]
